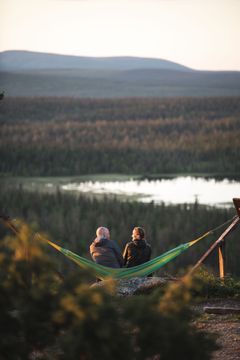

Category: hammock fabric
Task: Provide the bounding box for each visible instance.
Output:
[1,214,236,281]
[44,232,211,280]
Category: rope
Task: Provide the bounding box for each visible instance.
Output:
[208,215,238,234]
[189,215,239,246]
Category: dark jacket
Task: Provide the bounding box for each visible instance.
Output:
[90,237,124,268]
[123,239,151,268]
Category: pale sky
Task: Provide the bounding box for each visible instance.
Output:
[0,0,240,70]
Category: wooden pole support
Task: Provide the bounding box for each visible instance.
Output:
[189,216,240,275]
[189,198,240,277]
[233,198,240,218]
[218,240,225,280]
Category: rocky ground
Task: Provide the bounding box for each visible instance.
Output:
[91,276,170,295]
[194,299,240,360]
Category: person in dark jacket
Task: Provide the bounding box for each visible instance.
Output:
[90,227,123,268]
[123,227,151,268]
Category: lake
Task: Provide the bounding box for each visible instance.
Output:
[59,176,239,207]
[4,175,239,207]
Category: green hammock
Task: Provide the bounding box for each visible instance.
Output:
[2,214,236,281]
[44,232,210,280]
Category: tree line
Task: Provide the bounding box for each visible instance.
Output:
[1,97,240,124]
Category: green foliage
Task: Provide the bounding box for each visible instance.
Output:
[1,97,240,175]
[0,223,61,359]
[0,225,218,360]
[55,279,133,360]
[122,275,218,360]
[192,267,240,299]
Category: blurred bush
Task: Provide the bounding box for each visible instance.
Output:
[0,223,218,360]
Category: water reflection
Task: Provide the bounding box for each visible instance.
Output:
[61,176,239,207]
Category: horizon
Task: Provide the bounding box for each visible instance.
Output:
[1,0,240,72]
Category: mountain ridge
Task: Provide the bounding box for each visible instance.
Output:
[0,50,192,72]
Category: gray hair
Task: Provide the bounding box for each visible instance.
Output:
[96,227,110,239]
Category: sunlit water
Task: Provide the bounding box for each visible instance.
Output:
[60,176,240,207]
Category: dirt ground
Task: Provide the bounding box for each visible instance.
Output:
[195,299,240,360]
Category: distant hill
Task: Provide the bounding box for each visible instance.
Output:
[0,50,240,97]
[0,50,191,71]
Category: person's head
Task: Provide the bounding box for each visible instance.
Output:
[96,227,110,240]
[132,227,145,240]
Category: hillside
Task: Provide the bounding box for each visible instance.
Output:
[1,97,240,175]
[0,50,191,71]
[1,51,240,97]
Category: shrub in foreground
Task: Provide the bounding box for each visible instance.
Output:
[0,223,218,359]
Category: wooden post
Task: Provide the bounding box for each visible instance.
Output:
[233,198,240,217]
[189,216,240,275]
[218,240,225,280]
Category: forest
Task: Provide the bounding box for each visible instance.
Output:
[0,184,239,277]
[1,96,240,359]
[0,96,240,175]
